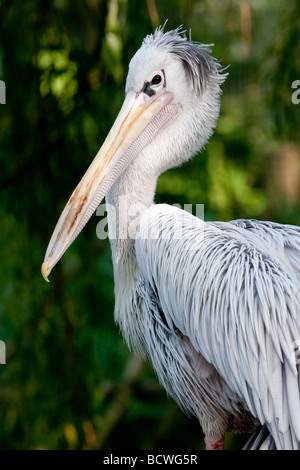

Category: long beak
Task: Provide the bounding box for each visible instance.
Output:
[41,89,175,281]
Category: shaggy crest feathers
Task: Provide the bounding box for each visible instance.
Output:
[143,24,227,95]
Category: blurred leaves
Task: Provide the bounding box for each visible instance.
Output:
[36,45,78,113]
[0,0,299,451]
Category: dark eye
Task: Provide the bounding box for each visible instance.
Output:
[151,74,162,85]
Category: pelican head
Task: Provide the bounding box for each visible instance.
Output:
[41,25,226,281]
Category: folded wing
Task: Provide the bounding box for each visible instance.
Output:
[136,204,300,449]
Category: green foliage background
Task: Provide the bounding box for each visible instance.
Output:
[0,0,299,450]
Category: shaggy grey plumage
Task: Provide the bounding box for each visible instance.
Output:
[134,205,300,449]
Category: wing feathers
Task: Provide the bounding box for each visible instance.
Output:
[136,205,300,448]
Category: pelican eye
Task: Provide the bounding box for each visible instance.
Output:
[151,74,162,85]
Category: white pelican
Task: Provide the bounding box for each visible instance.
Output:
[41,26,300,450]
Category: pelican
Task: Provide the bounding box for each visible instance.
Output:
[41,26,300,450]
